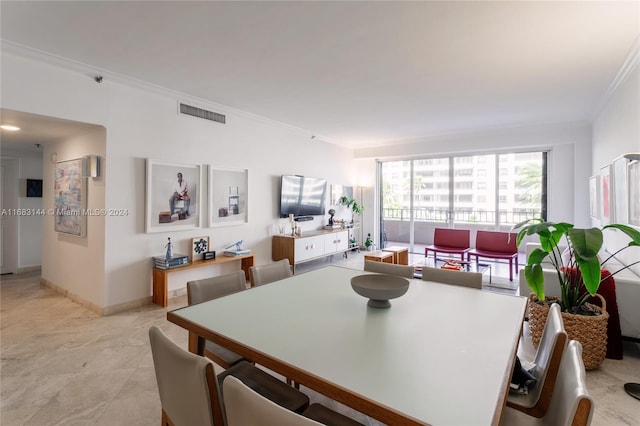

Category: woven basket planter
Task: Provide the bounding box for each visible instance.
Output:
[527,293,609,370]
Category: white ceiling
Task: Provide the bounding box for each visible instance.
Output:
[1,1,638,149]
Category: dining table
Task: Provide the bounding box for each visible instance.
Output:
[167,265,527,425]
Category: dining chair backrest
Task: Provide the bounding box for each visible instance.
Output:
[223,375,322,426]
[544,340,593,425]
[508,303,568,417]
[503,340,593,426]
[421,266,482,289]
[187,270,246,305]
[363,260,415,278]
[250,259,293,286]
[148,325,220,426]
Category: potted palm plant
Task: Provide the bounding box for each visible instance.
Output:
[513,218,640,369]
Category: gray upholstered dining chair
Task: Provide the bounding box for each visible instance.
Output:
[223,375,364,426]
[150,326,310,426]
[187,270,247,368]
[363,260,415,278]
[249,259,293,286]
[508,303,568,418]
[149,325,221,426]
[421,266,482,289]
[502,340,594,426]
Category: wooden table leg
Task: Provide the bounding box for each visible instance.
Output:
[188,331,205,355]
[241,256,254,282]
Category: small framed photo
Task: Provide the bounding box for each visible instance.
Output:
[629,160,640,226]
[26,178,43,198]
[191,236,210,260]
[589,175,599,220]
[600,163,612,225]
[145,159,202,233]
[612,155,629,223]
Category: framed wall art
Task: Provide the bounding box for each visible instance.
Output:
[145,159,202,233]
[26,178,43,197]
[629,160,640,226]
[191,236,210,261]
[209,167,248,227]
[330,184,354,205]
[54,158,87,236]
[612,155,629,224]
[589,175,600,220]
[600,163,612,225]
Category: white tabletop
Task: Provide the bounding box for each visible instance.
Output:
[168,265,526,425]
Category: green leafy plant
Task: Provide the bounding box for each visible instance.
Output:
[513,218,640,312]
[364,233,373,248]
[339,196,364,215]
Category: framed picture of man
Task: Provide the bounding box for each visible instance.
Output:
[145,159,202,233]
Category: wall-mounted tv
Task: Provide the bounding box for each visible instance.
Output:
[280,175,327,218]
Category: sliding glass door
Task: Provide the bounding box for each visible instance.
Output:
[380,151,546,253]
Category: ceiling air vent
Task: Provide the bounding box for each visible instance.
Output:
[179,103,226,124]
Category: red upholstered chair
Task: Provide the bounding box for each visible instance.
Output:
[424,228,471,262]
[467,230,519,281]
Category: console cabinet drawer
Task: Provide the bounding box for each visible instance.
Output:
[295,235,325,262]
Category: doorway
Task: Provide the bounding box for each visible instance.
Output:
[1,158,19,275]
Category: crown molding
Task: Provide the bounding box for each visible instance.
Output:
[1,40,339,146]
[593,35,640,119]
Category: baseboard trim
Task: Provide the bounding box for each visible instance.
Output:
[17,265,42,274]
[40,278,153,316]
[40,277,103,315]
[102,296,154,316]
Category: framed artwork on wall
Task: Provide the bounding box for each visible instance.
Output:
[330,184,354,205]
[589,175,600,220]
[26,178,43,197]
[629,160,640,226]
[612,155,629,224]
[600,163,612,225]
[209,167,248,227]
[145,159,202,233]
[54,158,87,236]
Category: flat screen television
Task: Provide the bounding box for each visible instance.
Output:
[280,175,327,218]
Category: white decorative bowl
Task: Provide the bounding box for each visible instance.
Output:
[351,274,410,308]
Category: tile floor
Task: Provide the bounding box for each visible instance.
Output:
[1,251,639,425]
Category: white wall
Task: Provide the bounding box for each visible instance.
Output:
[40,128,107,309]
[592,63,640,276]
[2,49,354,313]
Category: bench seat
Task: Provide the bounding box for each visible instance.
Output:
[424,228,470,261]
[467,230,519,281]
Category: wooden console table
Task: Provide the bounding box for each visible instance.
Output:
[152,254,254,307]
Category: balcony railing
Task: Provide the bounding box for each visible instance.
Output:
[382,208,541,225]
